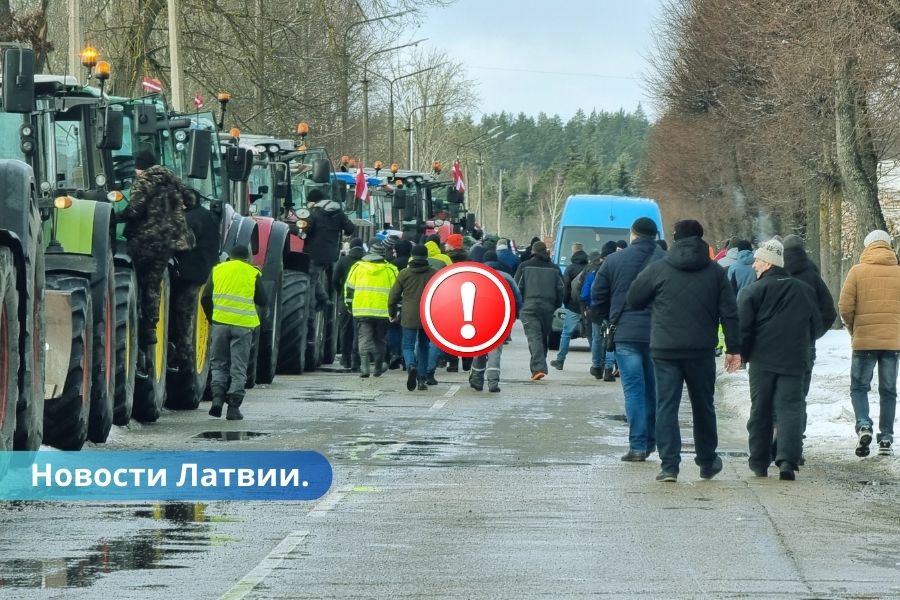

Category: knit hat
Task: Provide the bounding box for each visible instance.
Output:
[368,238,385,256]
[631,217,658,238]
[601,241,618,258]
[349,237,364,249]
[394,239,412,257]
[736,239,753,252]
[228,244,251,260]
[484,250,499,263]
[864,229,892,248]
[532,241,548,256]
[384,234,400,249]
[411,244,428,258]
[588,250,602,263]
[754,238,784,268]
[673,219,704,241]
[446,233,464,250]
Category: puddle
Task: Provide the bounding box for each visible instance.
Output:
[291,389,376,403]
[596,414,628,422]
[193,431,269,441]
[0,503,211,588]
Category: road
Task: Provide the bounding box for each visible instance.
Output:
[1,327,899,599]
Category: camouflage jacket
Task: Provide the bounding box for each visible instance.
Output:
[118,165,194,255]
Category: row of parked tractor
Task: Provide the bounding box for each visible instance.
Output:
[0,46,472,452]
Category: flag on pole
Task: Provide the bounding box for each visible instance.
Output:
[355,162,368,202]
[141,76,163,93]
[193,94,204,109]
[452,160,466,193]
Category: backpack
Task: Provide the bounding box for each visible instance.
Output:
[571,269,587,305]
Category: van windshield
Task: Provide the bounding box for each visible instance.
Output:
[557,226,630,266]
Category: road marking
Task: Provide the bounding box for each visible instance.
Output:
[308,484,352,516]
[444,384,460,397]
[217,530,309,600]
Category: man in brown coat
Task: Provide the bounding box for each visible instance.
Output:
[838,230,900,457]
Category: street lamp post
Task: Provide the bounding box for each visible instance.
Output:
[459,132,517,233]
[406,102,445,170]
[362,39,426,169]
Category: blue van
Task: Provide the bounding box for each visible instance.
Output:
[549,195,665,348]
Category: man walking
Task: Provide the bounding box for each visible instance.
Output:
[345,239,399,378]
[738,239,824,480]
[838,230,900,457]
[389,244,438,391]
[592,218,665,461]
[627,219,742,482]
[551,243,589,371]
[333,238,366,370]
[201,245,267,420]
[515,241,565,380]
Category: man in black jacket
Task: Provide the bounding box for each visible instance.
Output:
[515,241,565,379]
[592,218,665,461]
[738,239,824,480]
[333,238,365,370]
[627,219,742,482]
[551,243,589,370]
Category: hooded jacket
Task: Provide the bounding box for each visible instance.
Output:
[174,191,219,284]
[717,246,740,269]
[333,245,365,296]
[738,266,823,375]
[728,249,756,298]
[627,236,741,358]
[388,257,438,329]
[447,248,469,263]
[783,246,837,332]
[514,251,565,312]
[304,199,356,266]
[562,250,589,312]
[496,246,521,275]
[425,240,452,268]
[344,254,399,319]
[117,165,194,257]
[838,241,900,350]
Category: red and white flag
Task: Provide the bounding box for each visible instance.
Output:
[141,76,163,93]
[452,160,466,193]
[193,94,204,109]
[355,163,368,202]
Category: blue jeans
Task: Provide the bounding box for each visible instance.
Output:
[653,356,718,475]
[850,350,898,442]
[555,309,582,362]
[590,322,616,369]
[387,323,402,359]
[615,342,656,453]
[402,328,432,378]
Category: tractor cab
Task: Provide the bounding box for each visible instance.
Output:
[383,165,470,238]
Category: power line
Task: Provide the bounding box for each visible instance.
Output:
[469,65,639,80]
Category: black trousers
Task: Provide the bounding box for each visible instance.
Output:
[749,366,805,470]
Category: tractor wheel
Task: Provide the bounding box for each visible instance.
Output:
[43,274,93,451]
[165,283,210,410]
[276,270,310,374]
[14,243,45,451]
[0,248,21,453]
[245,327,259,389]
[132,270,170,423]
[256,273,282,385]
[87,260,115,443]
[112,266,137,425]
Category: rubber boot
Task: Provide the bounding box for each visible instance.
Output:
[225,394,244,420]
[209,385,226,418]
[373,353,386,377]
[359,355,370,378]
[136,348,150,380]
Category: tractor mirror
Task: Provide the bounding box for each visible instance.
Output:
[447,187,464,204]
[186,128,212,179]
[331,180,348,206]
[225,145,253,182]
[96,108,124,150]
[134,103,157,135]
[257,185,269,195]
[311,158,330,184]
[2,47,35,113]
[392,190,407,212]
[274,181,289,199]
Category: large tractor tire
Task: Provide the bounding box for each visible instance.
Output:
[256,271,283,385]
[112,266,138,425]
[87,258,115,443]
[43,274,93,451]
[0,248,21,453]
[276,270,311,374]
[165,283,210,410]
[132,270,170,423]
[15,241,45,451]
[245,327,259,389]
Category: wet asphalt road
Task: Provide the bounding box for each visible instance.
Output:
[2,326,900,599]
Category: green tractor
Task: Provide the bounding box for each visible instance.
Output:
[0,46,46,453]
[383,164,474,240]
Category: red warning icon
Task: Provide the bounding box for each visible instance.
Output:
[420,262,515,357]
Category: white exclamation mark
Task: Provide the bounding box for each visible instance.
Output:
[459,281,477,340]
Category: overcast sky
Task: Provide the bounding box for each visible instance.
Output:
[415,0,665,121]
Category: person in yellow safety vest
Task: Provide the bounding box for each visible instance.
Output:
[201,245,267,420]
[344,238,399,378]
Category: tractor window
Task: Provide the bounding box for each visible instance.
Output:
[54,120,85,190]
[0,113,26,161]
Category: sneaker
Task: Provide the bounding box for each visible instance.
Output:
[778,463,796,481]
[406,368,418,392]
[656,471,678,482]
[602,367,615,382]
[878,440,893,456]
[417,382,428,391]
[646,445,657,456]
[856,428,874,457]
[590,366,603,379]
[550,359,564,370]
[699,456,724,480]
[621,450,648,462]
[425,376,438,386]
[530,372,546,381]
[488,384,501,393]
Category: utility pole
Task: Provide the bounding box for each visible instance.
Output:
[407,102,445,171]
[497,168,503,236]
[67,0,82,79]
[255,0,265,129]
[167,0,184,111]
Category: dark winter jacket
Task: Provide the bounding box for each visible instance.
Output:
[117,165,194,257]
[562,250,589,312]
[388,257,438,329]
[174,195,219,284]
[392,240,412,271]
[737,266,824,375]
[468,244,486,263]
[783,246,837,332]
[514,252,565,313]
[591,238,665,343]
[303,199,356,266]
[486,259,523,317]
[496,247,520,275]
[332,246,365,297]
[447,248,469,263]
[728,249,756,298]
[627,236,741,358]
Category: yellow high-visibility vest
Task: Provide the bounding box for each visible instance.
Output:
[211,259,261,328]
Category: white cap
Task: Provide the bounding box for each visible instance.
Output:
[864,230,892,248]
